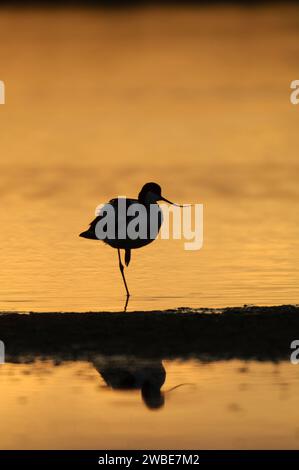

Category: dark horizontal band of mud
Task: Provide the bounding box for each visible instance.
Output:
[0,305,298,362]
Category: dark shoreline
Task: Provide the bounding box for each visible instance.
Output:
[1,305,298,362]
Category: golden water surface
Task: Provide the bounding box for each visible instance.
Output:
[0,5,298,312]
[0,358,299,449]
[0,5,299,450]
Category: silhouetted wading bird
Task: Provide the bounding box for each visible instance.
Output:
[79,182,184,304]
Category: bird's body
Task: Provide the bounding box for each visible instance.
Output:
[80,182,181,303]
[80,196,163,251]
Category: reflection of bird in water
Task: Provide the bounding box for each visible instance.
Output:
[93,357,166,409]
[80,182,185,309]
[92,357,195,410]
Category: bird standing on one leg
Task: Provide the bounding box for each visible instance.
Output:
[80,182,182,303]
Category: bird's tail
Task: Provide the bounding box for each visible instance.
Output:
[79,229,97,240]
[125,249,131,267]
[79,216,101,240]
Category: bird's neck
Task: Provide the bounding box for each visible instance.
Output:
[138,193,160,205]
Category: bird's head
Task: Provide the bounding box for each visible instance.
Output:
[138,182,185,206]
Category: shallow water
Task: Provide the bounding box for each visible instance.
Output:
[0,5,298,312]
[0,5,298,451]
[0,357,298,449]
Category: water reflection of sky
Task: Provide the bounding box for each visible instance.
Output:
[0,358,299,449]
[0,6,298,311]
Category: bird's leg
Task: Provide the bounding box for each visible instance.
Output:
[123,294,130,313]
[125,249,131,267]
[117,248,130,298]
